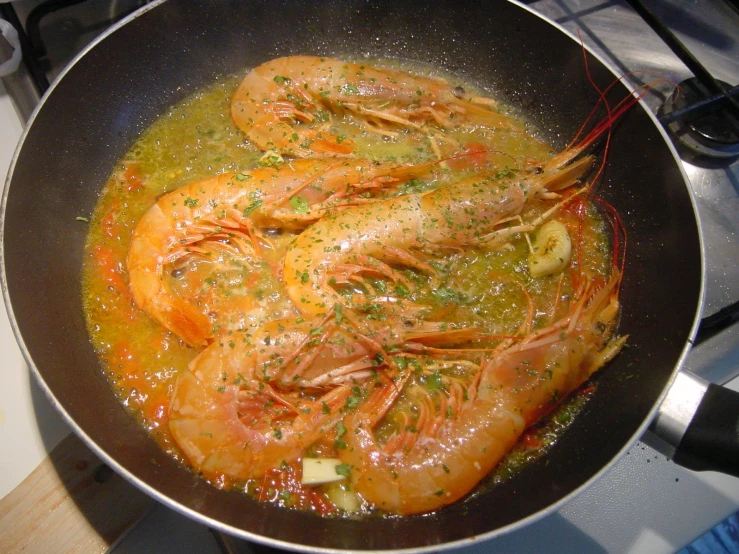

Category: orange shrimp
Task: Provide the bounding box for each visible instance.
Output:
[283,149,594,316]
[337,271,626,515]
[231,56,516,157]
[168,331,352,484]
[168,307,482,484]
[280,69,652,317]
[126,157,434,346]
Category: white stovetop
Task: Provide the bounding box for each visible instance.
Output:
[1,77,738,554]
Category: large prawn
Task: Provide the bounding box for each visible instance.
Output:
[337,271,627,515]
[283,144,594,316]
[168,306,484,485]
[127,157,434,346]
[168,321,351,485]
[231,56,516,157]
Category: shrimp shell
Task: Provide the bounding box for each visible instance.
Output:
[231,56,516,157]
[284,152,592,316]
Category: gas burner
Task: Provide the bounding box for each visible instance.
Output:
[660,78,739,159]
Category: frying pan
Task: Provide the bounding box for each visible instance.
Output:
[1,0,735,551]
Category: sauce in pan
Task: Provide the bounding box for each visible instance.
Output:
[82,58,621,516]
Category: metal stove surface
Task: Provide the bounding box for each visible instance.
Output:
[1,1,738,553]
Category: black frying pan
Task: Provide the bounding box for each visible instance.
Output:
[1,0,731,551]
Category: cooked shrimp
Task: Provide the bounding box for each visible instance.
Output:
[284,148,594,315]
[168,307,483,484]
[168,328,352,484]
[338,271,626,515]
[231,56,517,157]
[127,157,434,346]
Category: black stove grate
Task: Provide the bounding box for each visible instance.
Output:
[625,0,739,157]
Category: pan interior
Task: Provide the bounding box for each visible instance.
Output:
[1,0,701,550]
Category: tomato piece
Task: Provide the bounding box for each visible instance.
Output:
[122,163,144,192]
[92,245,129,296]
[99,200,122,239]
[522,433,542,449]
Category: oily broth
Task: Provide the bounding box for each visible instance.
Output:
[82,74,257,456]
[82,61,612,511]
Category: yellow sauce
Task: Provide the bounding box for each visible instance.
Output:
[82,62,613,515]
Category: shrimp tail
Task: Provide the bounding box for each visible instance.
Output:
[150,294,212,347]
[127,233,212,346]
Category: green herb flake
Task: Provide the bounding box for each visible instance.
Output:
[336,421,347,438]
[431,287,468,304]
[334,303,344,325]
[426,371,442,392]
[243,199,263,217]
[393,283,410,298]
[345,394,360,410]
[339,83,360,95]
[289,195,310,214]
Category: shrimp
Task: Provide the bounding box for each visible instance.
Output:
[284,149,594,316]
[168,307,483,484]
[127,157,434,346]
[231,56,517,157]
[168,327,352,484]
[337,271,627,515]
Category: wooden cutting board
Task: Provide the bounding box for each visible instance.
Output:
[0,433,155,553]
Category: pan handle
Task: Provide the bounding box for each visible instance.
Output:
[651,371,739,477]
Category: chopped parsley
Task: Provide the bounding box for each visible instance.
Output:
[289,195,310,214]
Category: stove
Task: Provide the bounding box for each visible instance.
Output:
[0,1,737,552]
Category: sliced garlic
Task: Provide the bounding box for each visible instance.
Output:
[301,457,347,485]
[528,220,572,277]
[324,482,362,512]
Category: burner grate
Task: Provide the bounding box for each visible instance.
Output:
[661,78,739,158]
[626,0,739,158]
